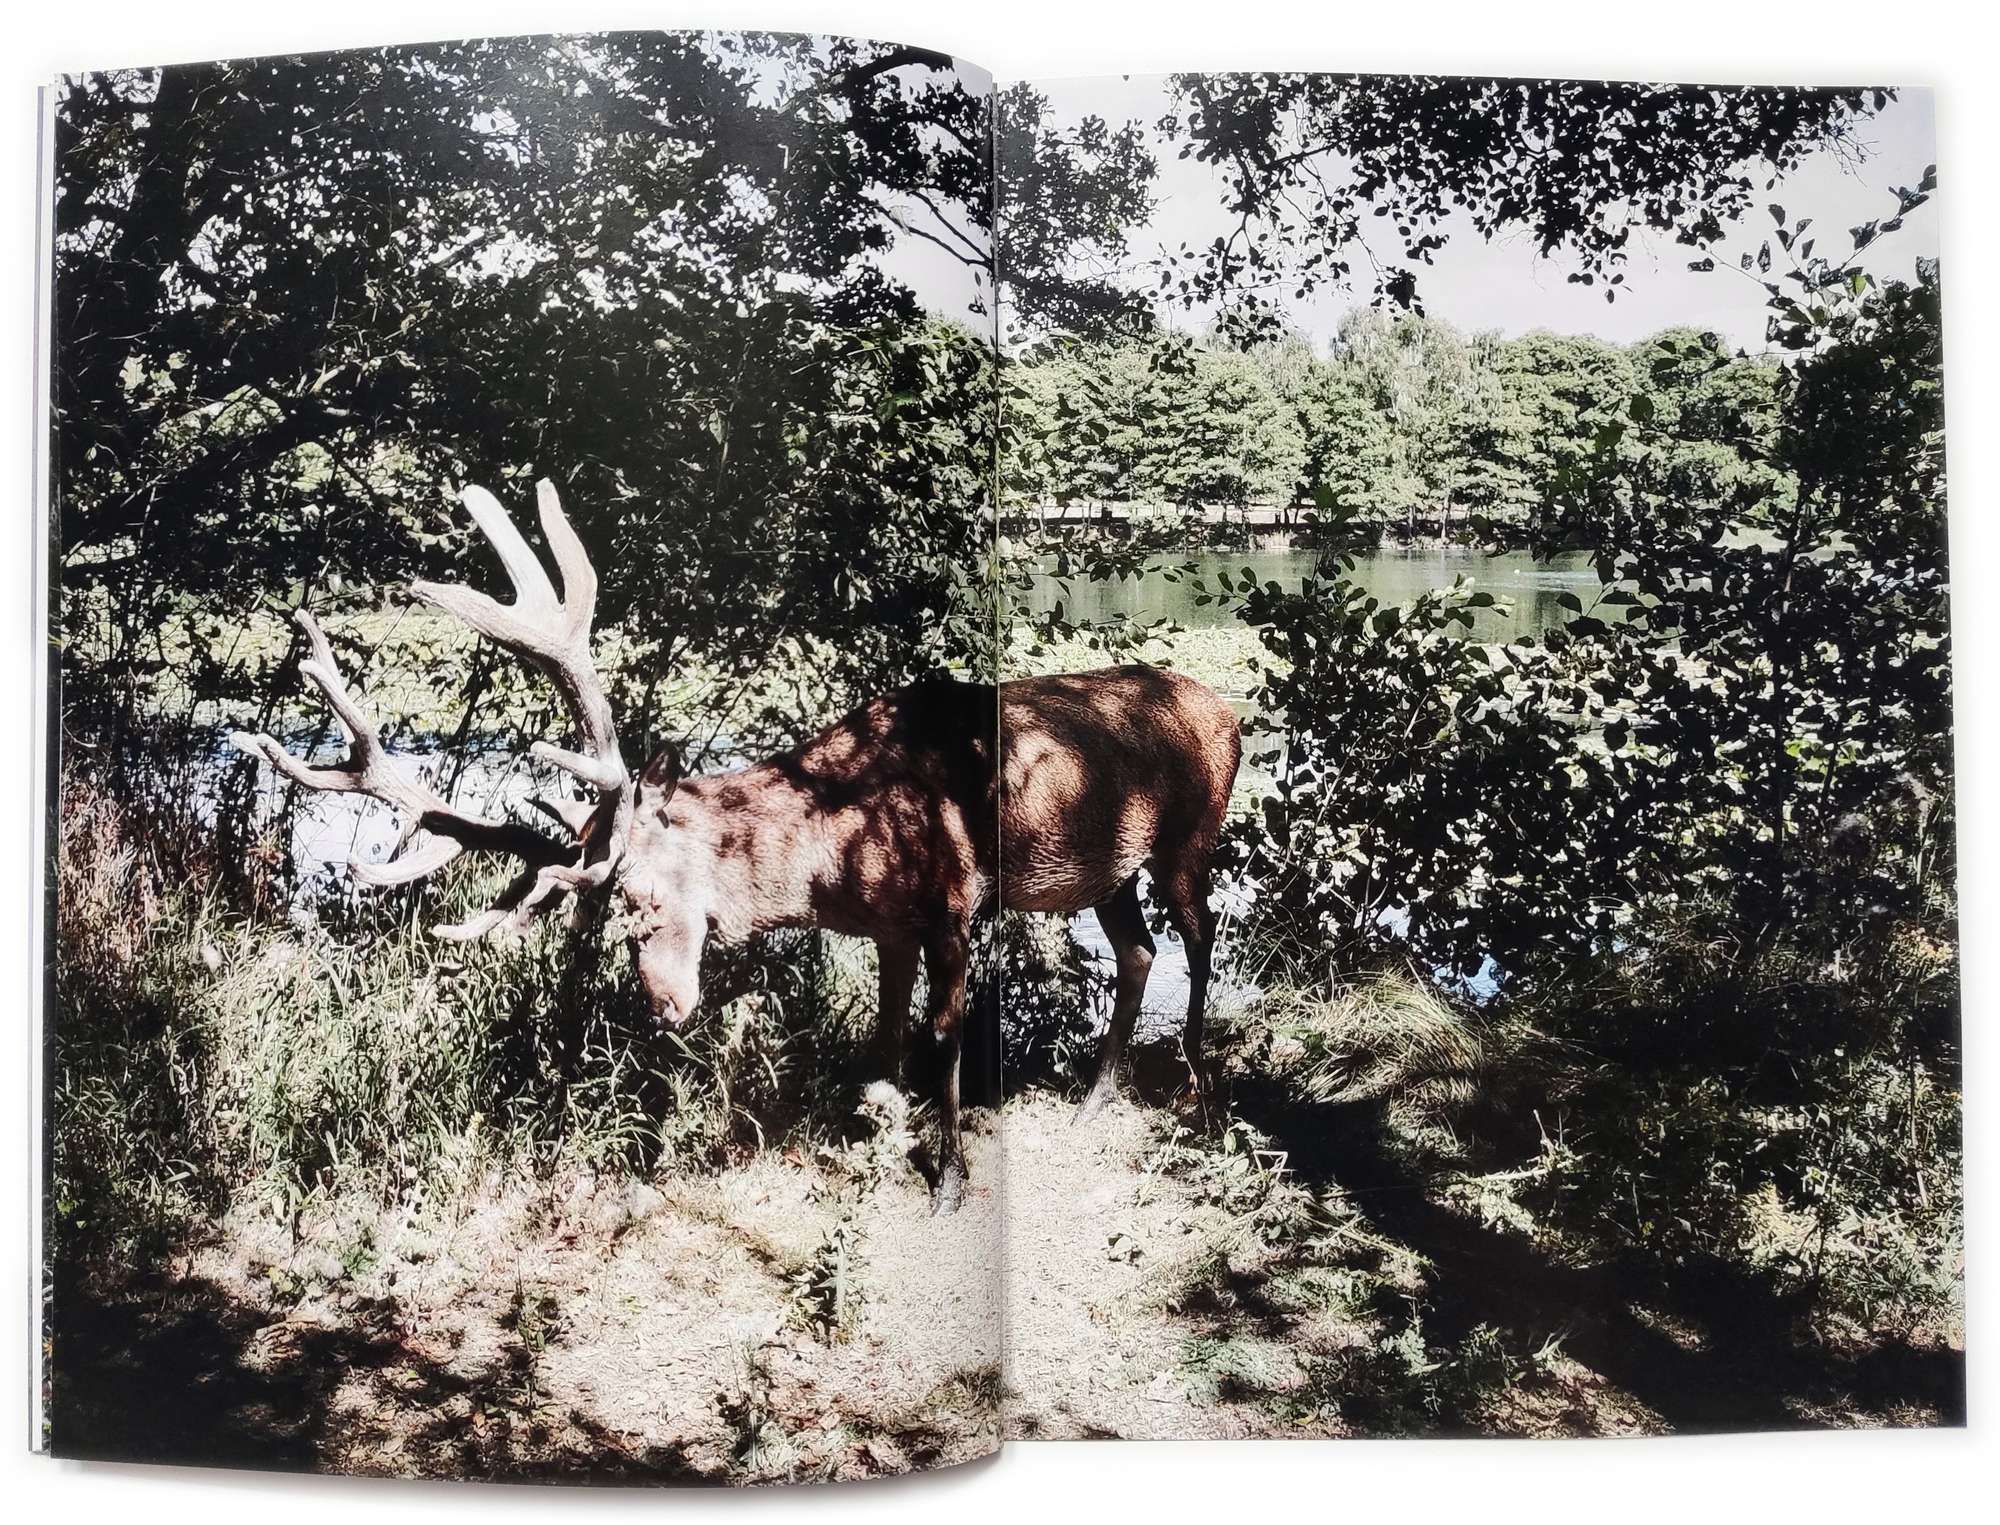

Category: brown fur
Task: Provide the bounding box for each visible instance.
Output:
[621,666,1241,1210]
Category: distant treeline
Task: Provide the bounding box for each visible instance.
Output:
[1003,313,1790,541]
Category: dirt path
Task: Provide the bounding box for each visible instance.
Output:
[51,1079,1960,1480]
[56,1104,1009,1481]
[1000,1094,1251,1439]
[53,1090,1270,1477]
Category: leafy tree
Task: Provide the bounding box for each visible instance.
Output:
[1157,74,1888,335]
[1234,559,1641,984]
[1224,154,1954,1318]
[1476,331,1634,536]
[1288,361,1397,521]
[996,84,1157,338]
[1626,328,1789,521]
[1139,345,1304,511]
[1003,316,1795,547]
[1001,338,1168,530]
[54,32,1156,796]
[1337,312,1498,534]
[1234,241,1947,992]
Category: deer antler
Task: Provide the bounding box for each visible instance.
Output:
[230,480,633,941]
[411,481,629,799]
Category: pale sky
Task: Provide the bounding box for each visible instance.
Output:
[1002,76,1940,353]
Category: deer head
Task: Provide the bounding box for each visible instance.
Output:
[621,740,711,1028]
[231,480,646,947]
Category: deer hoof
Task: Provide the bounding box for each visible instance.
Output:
[931,1162,967,1216]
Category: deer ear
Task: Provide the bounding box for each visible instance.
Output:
[640,740,683,799]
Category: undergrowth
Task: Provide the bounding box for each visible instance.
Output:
[47,767,1964,1446]
[49,769,881,1279]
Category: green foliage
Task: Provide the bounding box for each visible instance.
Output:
[1158,74,1888,335]
[991,912,1099,1095]
[47,784,226,1261]
[716,1338,796,1477]
[1493,895,1960,1335]
[785,1083,917,1343]
[1286,1316,1558,1434]
[1215,214,1955,1347]
[1141,1119,1314,1242]
[46,770,885,1276]
[787,1216,863,1344]
[52,32,1164,870]
[1142,343,1306,510]
[1226,973,1483,1116]
[1233,565,1640,985]
[1004,316,1786,547]
[996,83,1158,337]
[1285,358,1398,521]
[1003,334,1301,517]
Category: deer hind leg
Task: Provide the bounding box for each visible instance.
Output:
[923,924,973,1215]
[1159,855,1220,1124]
[1075,875,1154,1126]
[874,938,920,1089]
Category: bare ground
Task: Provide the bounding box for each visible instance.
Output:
[50,1057,1963,1482]
[997,1085,1666,1441]
[52,1097,1008,1483]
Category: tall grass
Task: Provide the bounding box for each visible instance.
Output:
[1486,894,1965,1342]
[1232,972,1484,1116]
[48,769,879,1277]
[1212,913,1962,1349]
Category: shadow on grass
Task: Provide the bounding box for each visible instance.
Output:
[1199,1052,1967,1435]
[46,1267,710,1483]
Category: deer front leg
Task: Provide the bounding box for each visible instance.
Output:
[923,926,972,1215]
[874,939,920,1088]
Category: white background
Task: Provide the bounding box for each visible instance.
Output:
[5,2,1994,1518]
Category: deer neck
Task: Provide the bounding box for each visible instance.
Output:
[641,764,830,943]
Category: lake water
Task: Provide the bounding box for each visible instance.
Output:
[1023,543,1605,649]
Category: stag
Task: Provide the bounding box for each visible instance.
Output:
[233,482,1240,1212]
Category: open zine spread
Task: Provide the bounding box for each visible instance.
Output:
[34,30,1958,1481]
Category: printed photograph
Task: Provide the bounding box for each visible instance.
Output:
[40,31,1958,1487]
[996,71,1957,1438]
[45,30,1012,1481]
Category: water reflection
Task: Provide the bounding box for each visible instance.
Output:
[1023,544,1607,643]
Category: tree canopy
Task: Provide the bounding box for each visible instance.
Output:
[1002,317,1787,540]
[54,32,1153,770]
[1156,73,1887,336]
